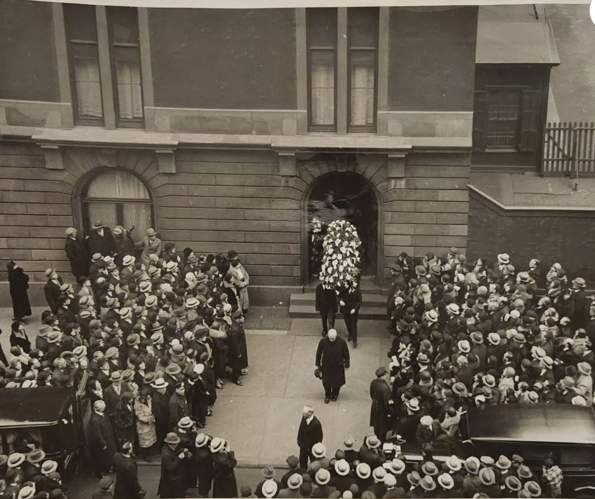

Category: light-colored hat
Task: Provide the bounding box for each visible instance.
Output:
[438,474,454,490]
[390,458,405,475]
[344,436,355,449]
[458,340,470,353]
[578,362,592,375]
[479,468,495,486]
[384,474,397,487]
[195,433,208,448]
[18,487,35,499]
[488,332,500,346]
[573,277,587,288]
[498,253,510,264]
[524,481,542,498]
[27,449,46,464]
[372,466,386,482]
[446,455,462,472]
[7,453,25,468]
[178,417,193,429]
[146,228,157,237]
[151,378,168,389]
[288,473,303,490]
[366,435,381,449]
[356,463,371,479]
[335,459,350,476]
[93,220,104,229]
[312,442,326,458]
[210,437,225,453]
[420,476,436,492]
[315,468,330,485]
[123,255,135,266]
[496,455,512,470]
[465,456,480,474]
[194,363,205,375]
[41,460,58,475]
[145,295,158,308]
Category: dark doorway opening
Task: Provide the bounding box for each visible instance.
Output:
[307,171,378,279]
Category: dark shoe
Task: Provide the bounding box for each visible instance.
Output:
[324,398,330,404]
[331,396,337,402]
[234,380,243,386]
[353,342,357,348]
[347,335,352,342]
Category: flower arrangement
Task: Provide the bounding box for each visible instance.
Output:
[310,217,322,234]
[319,220,361,290]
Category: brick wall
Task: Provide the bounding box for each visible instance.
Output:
[1,141,472,290]
[381,152,470,279]
[156,150,303,286]
[467,192,595,282]
[0,141,74,282]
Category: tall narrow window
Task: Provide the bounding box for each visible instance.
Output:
[348,8,378,132]
[64,5,104,125]
[307,9,337,131]
[107,7,144,127]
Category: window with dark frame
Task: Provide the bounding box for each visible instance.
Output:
[348,8,378,132]
[107,7,144,127]
[64,4,104,126]
[307,9,337,132]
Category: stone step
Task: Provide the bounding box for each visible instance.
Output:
[290,292,387,307]
[304,276,387,295]
[289,304,387,320]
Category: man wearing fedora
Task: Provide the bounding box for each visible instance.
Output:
[297,406,323,470]
[151,377,170,447]
[113,226,136,268]
[64,227,88,279]
[158,432,188,498]
[104,371,131,424]
[369,366,393,443]
[88,401,117,477]
[316,329,350,404]
[278,473,303,498]
[139,228,162,268]
[168,382,190,431]
[254,466,281,498]
[311,469,336,498]
[315,282,337,337]
[88,221,115,258]
[43,269,63,315]
[195,433,213,498]
[358,435,385,469]
[113,441,145,499]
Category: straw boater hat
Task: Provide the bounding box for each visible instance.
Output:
[151,378,168,390]
[178,417,193,429]
[356,463,371,479]
[498,253,510,264]
[18,487,35,499]
[372,467,386,482]
[390,459,406,475]
[41,460,58,475]
[315,469,331,486]
[365,435,381,449]
[210,437,225,453]
[335,460,350,476]
[195,434,208,448]
[312,443,326,458]
[438,474,454,490]
[7,453,25,468]
[420,476,436,492]
[446,455,462,472]
[287,474,303,490]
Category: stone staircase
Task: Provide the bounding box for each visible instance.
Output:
[289,277,388,320]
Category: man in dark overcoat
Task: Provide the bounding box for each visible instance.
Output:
[315,283,337,337]
[369,366,393,442]
[158,433,188,498]
[316,329,350,403]
[297,406,324,470]
[339,284,362,347]
[113,442,145,499]
[228,312,248,384]
[151,378,170,446]
[211,438,238,498]
[88,400,117,477]
[43,269,63,315]
[64,228,88,279]
[195,433,213,498]
[87,220,115,258]
[113,226,136,267]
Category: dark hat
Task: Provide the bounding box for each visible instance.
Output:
[375,366,387,377]
[286,455,299,468]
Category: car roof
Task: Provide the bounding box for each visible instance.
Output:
[0,387,72,428]
[468,403,595,445]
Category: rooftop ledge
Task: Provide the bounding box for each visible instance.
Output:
[0,125,471,151]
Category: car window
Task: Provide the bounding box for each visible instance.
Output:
[561,447,595,467]
[521,446,558,464]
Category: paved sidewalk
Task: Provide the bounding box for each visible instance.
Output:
[0,306,389,468]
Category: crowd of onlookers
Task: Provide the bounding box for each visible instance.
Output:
[222,436,563,498]
[2,223,590,498]
[3,223,252,499]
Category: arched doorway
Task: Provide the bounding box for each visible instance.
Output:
[78,168,154,243]
[305,171,380,282]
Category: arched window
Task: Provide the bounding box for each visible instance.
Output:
[83,169,153,243]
